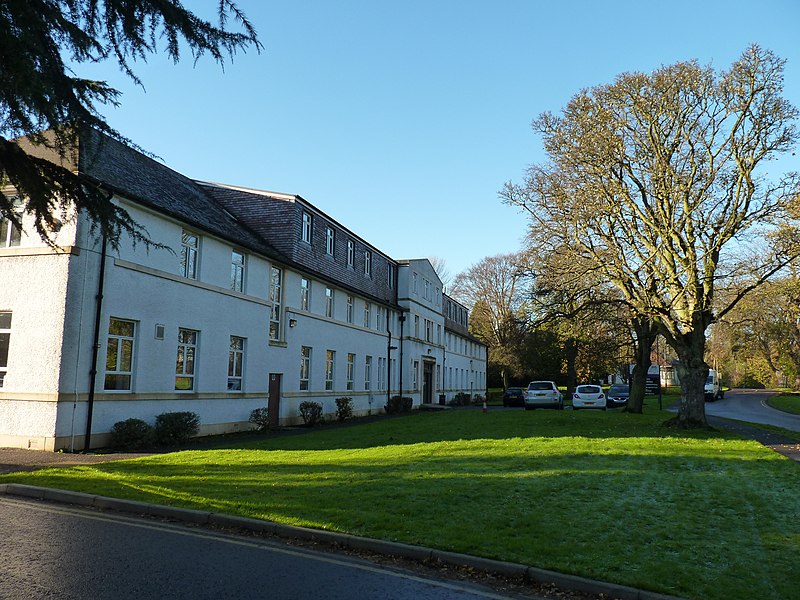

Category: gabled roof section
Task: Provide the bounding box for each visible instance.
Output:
[76,129,284,260]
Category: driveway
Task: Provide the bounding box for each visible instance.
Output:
[704,389,800,432]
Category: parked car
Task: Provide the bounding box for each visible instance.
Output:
[606,384,629,408]
[502,387,526,407]
[525,381,563,410]
[572,384,606,410]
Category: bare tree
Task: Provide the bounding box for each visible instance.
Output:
[502,45,800,426]
[428,256,453,290]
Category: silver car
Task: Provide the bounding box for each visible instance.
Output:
[525,381,563,410]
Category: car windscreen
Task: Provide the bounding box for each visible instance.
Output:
[528,382,552,390]
[706,376,714,384]
[608,386,629,394]
[576,385,601,394]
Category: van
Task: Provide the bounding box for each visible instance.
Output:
[704,369,724,402]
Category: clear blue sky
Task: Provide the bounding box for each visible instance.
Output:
[83,0,800,281]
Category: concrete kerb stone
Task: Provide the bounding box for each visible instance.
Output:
[0,484,687,600]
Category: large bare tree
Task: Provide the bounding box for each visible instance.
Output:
[502,45,800,426]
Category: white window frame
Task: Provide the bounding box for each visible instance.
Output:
[228,336,245,391]
[414,315,420,338]
[325,286,334,318]
[176,328,198,391]
[104,318,136,391]
[0,312,12,388]
[346,353,355,391]
[377,357,385,391]
[0,215,21,248]
[346,295,354,324]
[387,265,394,289]
[270,267,283,341]
[180,230,199,279]
[364,250,372,277]
[231,250,245,292]
[325,350,336,391]
[413,360,419,390]
[347,240,354,268]
[365,355,372,390]
[326,227,335,256]
[300,277,311,311]
[302,211,312,243]
[300,346,311,390]
[425,319,433,343]
[364,302,371,328]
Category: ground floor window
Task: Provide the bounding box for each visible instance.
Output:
[365,355,372,390]
[0,312,11,388]
[228,336,245,391]
[346,353,355,391]
[325,350,336,390]
[105,318,135,391]
[176,328,198,390]
[300,346,311,390]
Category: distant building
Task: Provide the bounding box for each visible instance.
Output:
[0,131,486,450]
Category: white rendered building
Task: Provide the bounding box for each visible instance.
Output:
[0,131,486,450]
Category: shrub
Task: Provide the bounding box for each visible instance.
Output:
[109,418,153,451]
[154,411,200,446]
[335,397,353,421]
[447,392,472,407]
[249,407,270,432]
[385,395,413,414]
[472,394,485,405]
[299,401,323,426]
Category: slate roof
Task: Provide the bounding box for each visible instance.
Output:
[76,129,285,262]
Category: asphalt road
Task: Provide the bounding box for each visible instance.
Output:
[704,389,800,432]
[0,497,518,600]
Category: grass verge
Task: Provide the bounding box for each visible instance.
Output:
[767,393,800,415]
[1,408,798,600]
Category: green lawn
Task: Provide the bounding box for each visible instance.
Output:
[2,409,798,600]
[767,393,800,415]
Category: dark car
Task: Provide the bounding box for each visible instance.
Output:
[606,384,630,408]
[502,387,526,407]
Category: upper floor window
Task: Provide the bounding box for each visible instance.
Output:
[231,250,245,292]
[175,328,198,390]
[387,265,395,289]
[104,318,135,391]
[326,227,335,256]
[269,267,283,341]
[228,336,245,391]
[0,312,12,388]
[364,302,371,328]
[364,250,372,277]
[301,211,312,243]
[0,216,21,248]
[412,272,418,294]
[180,230,199,279]
[325,286,334,318]
[376,306,383,330]
[300,277,311,311]
[425,318,433,343]
[346,295,354,324]
[347,240,355,268]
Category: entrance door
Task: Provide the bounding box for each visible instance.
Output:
[423,362,434,404]
[268,373,282,428]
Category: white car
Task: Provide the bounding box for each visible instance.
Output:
[525,381,563,410]
[572,385,607,410]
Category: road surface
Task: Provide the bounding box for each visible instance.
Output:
[703,389,800,432]
[0,496,522,600]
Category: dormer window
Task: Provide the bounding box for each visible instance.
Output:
[301,211,312,243]
[326,227,335,255]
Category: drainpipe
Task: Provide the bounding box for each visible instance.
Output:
[386,309,392,407]
[84,233,107,452]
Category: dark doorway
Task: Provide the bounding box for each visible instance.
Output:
[423,362,434,404]
[268,373,282,428]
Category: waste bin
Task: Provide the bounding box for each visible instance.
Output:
[438,394,446,405]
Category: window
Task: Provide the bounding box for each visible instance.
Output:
[347,353,355,391]
[346,295,354,323]
[175,329,198,390]
[436,365,441,390]
[228,336,245,391]
[387,265,394,289]
[269,267,283,340]
[424,279,430,301]
[437,324,442,345]
[302,211,312,243]
[300,346,311,390]
[365,356,372,390]
[325,287,334,318]
[347,240,354,268]
[326,227,335,255]
[363,302,371,327]
[0,216,21,248]
[104,318,135,391]
[325,350,335,391]
[390,358,396,390]
[412,272,418,294]
[231,250,245,292]
[425,319,433,343]
[180,230,199,279]
[375,306,383,330]
[0,312,11,388]
[364,250,372,277]
[413,360,419,390]
[377,357,385,390]
[300,278,310,311]
[414,315,420,338]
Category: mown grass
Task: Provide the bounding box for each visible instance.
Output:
[767,393,800,415]
[2,408,798,600]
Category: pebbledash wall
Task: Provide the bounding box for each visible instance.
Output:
[0,132,487,451]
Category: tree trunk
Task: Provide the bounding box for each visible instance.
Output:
[669,330,709,427]
[626,318,657,414]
